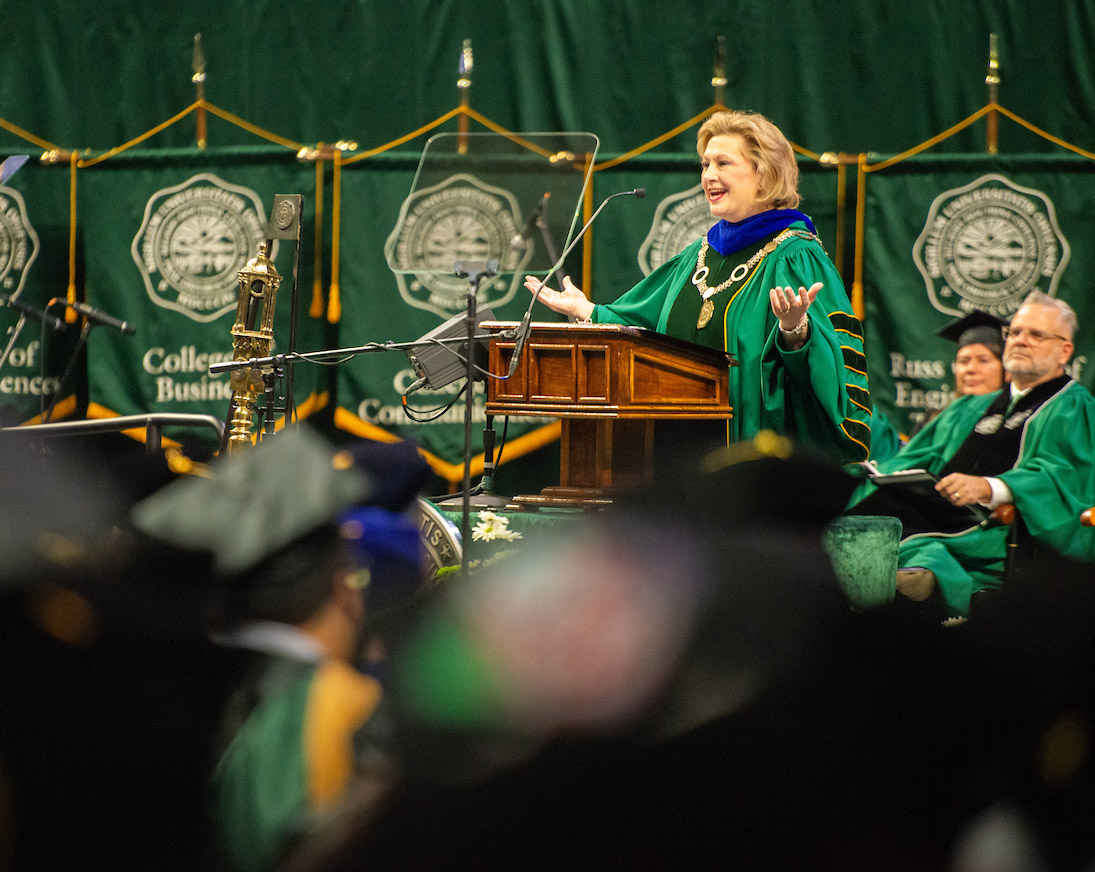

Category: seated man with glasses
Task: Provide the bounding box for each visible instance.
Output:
[848,291,1095,618]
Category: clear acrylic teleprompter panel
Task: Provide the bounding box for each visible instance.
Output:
[384,131,599,279]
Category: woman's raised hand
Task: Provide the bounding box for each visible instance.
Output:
[769,281,822,331]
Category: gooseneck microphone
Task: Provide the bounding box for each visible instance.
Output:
[507,188,645,378]
[51,299,137,335]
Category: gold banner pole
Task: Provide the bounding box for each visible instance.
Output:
[985,33,1000,154]
[457,38,472,154]
[711,35,727,107]
[192,33,207,149]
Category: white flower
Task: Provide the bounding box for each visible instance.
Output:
[472,511,523,542]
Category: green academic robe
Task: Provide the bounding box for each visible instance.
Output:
[850,381,1095,616]
[590,222,874,465]
[213,652,381,872]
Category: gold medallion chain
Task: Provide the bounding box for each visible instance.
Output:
[691,228,820,328]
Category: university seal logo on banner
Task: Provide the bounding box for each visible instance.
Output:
[385,173,530,316]
[0,186,39,296]
[637,185,714,275]
[131,173,275,324]
[913,173,1069,318]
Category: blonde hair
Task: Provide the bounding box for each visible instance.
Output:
[696,110,800,210]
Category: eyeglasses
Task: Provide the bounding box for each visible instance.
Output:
[1002,326,1069,344]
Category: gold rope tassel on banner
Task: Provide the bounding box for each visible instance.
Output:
[343,108,463,164]
[834,160,847,276]
[993,104,1095,161]
[851,153,868,322]
[327,148,342,323]
[860,105,995,175]
[66,150,78,322]
[593,107,719,172]
[310,153,326,318]
[581,164,595,291]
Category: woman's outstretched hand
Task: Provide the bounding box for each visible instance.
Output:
[523,274,595,322]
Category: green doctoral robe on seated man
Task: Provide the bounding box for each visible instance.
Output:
[848,379,1095,616]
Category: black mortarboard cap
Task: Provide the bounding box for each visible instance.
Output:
[935,310,1006,358]
[130,426,374,575]
[0,436,126,589]
[342,437,432,513]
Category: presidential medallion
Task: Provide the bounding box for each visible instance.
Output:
[697,298,715,329]
[690,228,819,332]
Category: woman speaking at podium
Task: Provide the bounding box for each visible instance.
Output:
[524,110,874,466]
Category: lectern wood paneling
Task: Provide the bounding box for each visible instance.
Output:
[484,322,735,508]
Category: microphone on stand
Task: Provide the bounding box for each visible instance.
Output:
[510,193,549,252]
[0,294,66,331]
[507,187,645,378]
[51,299,137,335]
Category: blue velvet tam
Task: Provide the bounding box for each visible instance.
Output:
[340,506,423,569]
[340,505,425,615]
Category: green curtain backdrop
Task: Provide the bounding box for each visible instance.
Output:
[2,1,1089,156]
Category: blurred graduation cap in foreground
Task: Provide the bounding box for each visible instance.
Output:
[130,426,374,576]
[0,437,128,590]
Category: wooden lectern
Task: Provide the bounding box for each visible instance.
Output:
[484,322,735,509]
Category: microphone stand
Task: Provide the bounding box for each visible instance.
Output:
[433,201,556,507]
[207,332,501,373]
[41,315,91,424]
[508,187,644,379]
[451,259,497,579]
[210,328,501,454]
[276,201,304,428]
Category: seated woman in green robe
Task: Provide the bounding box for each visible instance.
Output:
[524,109,876,467]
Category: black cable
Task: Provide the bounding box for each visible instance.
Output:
[493,414,512,468]
[400,380,469,423]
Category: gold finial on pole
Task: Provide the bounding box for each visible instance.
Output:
[985,32,1000,154]
[457,38,473,154]
[192,33,207,149]
[711,35,727,107]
